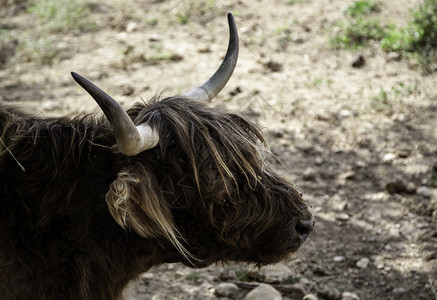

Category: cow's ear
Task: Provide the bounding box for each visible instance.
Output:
[105,163,192,259]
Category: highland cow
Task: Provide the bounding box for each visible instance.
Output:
[0,13,313,299]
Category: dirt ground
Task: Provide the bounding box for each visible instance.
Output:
[1,0,436,299]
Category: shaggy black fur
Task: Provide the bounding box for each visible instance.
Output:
[0,97,312,299]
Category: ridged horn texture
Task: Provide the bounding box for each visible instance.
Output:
[71,72,159,156]
[183,12,239,102]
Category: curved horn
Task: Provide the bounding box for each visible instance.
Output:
[183,12,239,102]
[71,72,159,156]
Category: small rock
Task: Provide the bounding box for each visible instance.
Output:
[120,84,135,96]
[335,213,350,221]
[116,32,127,42]
[229,86,242,96]
[244,284,282,300]
[339,109,352,118]
[333,256,345,262]
[281,283,306,298]
[214,282,239,297]
[351,55,365,68]
[219,268,236,281]
[341,171,356,180]
[396,148,410,158]
[392,113,407,122]
[140,273,154,283]
[148,34,160,42]
[342,292,360,300]
[170,53,184,61]
[315,157,324,165]
[319,286,341,300]
[356,257,370,269]
[291,34,305,44]
[42,101,60,112]
[303,168,317,181]
[382,153,396,162]
[417,186,431,198]
[386,180,408,194]
[198,47,211,53]
[406,182,417,194]
[313,265,329,276]
[126,21,138,32]
[265,60,283,72]
[259,263,295,283]
[392,287,406,295]
[387,51,402,61]
[303,294,318,300]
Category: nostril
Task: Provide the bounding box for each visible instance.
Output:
[295,219,314,242]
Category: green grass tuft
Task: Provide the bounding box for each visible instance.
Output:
[16,33,58,64]
[382,0,437,71]
[345,0,380,18]
[331,18,385,49]
[28,0,94,32]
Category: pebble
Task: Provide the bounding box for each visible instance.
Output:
[120,84,135,96]
[417,186,431,198]
[214,282,239,297]
[356,257,370,269]
[351,55,365,68]
[382,153,396,162]
[339,109,352,118]
[140,273,154,284]
[303,294,318,300]
[396,148,410,158]
[126,21,138,32]
[303,168,317,181]
[265,60,283,72]
[244,284,282,300]
[342,292,360,300]
[42,101,61,112]
[333,256,345,262]
[319,286,341,300]
[406,182,417,194]
[251,263,295,283]
[335,213,350,221]
[386,180,408,194]
[315,157,324,165]
[387,51,402,61]
[392,287,406,295]
[341,171,356,180]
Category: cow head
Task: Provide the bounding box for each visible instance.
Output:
[72,13,313,267]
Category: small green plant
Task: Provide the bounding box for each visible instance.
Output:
[331,18,385,49]
[370,88,392,112]
[16,33,58,64]
[383,0,437,52]
[145,18,158,26]
[345,1,380,18]
[430,172,437,187]
[390,81,420,96]
[277,22,294,50]
[283,275,300,284]
[124,43,183,66]
[235,269,250,281]
[185,272,205,283]
[173,0,218,24]
[331,1,384,48]
[382,0,437,71]
[285,0,301,5]
[28,0,94,32]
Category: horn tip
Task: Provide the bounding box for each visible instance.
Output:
[71,71,84,84]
